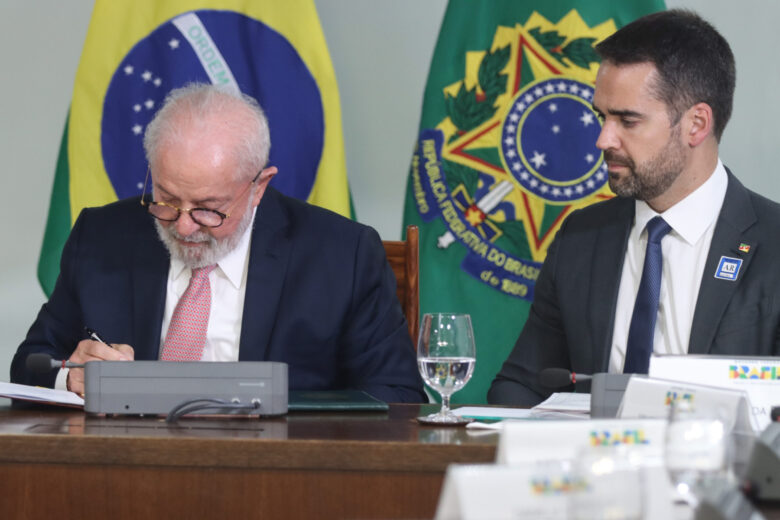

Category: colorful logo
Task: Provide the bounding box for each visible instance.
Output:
[589,429,649,446]
[411,11,617,300]
[729,365,780,380]
[530,476,588,495]
[665,391,695,406]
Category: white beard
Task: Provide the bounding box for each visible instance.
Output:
[155,197,254,268]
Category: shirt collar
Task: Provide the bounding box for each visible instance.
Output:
[634,159,728,245]
[170,206,257,288]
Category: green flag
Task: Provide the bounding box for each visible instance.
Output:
[404,0,665,404]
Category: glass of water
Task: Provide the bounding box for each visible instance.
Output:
[417,313,476,425]
[569,445,645,520]
[664,400,730,508]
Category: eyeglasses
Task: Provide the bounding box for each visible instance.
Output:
[140,167,261,228]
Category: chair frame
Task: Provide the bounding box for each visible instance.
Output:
[382,225,419,344]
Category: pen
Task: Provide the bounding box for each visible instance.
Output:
[84,327,114,349]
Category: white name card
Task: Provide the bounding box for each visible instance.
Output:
[496,418,667,465]
[436,464,569,520]
[618,375,757,433]
[649,354,779,430]
[435,462,675,520]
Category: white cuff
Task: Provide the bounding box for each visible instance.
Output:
[54,367,70,391]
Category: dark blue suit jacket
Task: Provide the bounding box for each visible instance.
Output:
[489,172,780,406]
[12,187,426,403]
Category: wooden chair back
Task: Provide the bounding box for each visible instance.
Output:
[382,225,419,344]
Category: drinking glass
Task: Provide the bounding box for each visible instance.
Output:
[664,400,730,508]
[417,313,476,425]
[568,445,645,520]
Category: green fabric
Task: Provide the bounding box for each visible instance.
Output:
[403,0,665,404]
[38,116,72,297]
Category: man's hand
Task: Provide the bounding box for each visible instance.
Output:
[66,339,134,394]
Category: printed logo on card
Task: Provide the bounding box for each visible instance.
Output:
[729,364,780,380]
[665,390,695,406]
[589,429,649,446]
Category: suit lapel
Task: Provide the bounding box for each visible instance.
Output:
[589,199,635,371]
[131,213,168,360]
[689,172,757,354]
[238,188,292,361]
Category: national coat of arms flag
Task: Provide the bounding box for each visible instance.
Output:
[38,0,349,296]
[404,0,665,404]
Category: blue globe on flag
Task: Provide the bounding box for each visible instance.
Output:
[101,10,324,201]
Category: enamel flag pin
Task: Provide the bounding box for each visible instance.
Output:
[738,243,751,253]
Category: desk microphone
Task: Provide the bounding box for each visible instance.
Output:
[26,353,84,373]
[538,368,632,418]
[539,368,593,388]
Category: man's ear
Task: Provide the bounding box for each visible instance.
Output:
[251,166,278,206]
[685,102,714,147]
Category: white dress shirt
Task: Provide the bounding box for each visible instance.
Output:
[159,207,256,361]
[608,160,728,373]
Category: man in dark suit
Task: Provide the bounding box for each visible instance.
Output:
[489,10,780,406]
[12,84,426,404]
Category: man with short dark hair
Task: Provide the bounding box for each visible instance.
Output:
[489,10,780,406]
[12,83,426,403]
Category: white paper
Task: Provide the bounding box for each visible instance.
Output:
[0,381,84,407]
[465,421,505,431]
[533,392,591,413]
[454,406,535,420]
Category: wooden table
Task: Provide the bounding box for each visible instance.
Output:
[0,404,496,519]
[2,404,777,520]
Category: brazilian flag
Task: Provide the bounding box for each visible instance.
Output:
[38,0,349,296]
[404,0,665,404]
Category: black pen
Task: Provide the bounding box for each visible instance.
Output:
[84,327,114,349]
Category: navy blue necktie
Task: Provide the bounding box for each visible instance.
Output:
[624,216,672,374]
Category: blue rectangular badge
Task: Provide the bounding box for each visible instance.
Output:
[714,256,742,281]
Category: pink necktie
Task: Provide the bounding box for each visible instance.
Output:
[160,265,217,361]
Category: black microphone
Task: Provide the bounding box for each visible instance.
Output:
[538,368,593,389]
[26,353,85,373]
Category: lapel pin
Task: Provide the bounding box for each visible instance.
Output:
[738,243,751,254]
[715,256,742,281]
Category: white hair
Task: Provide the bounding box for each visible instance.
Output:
[143,83,271,181]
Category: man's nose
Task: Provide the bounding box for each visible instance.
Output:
[595,121,619,151]
[175,211,201,236]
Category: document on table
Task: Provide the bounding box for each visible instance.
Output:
[455,393,591,429]
[454,406,536,421]
[0,381,84,408]
[533,392,590,414]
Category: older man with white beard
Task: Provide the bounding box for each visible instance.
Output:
[12,84,426,404]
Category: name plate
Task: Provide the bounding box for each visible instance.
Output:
[618,376,756,433]
[436,464,570,520]
[496,418,667,465]
[436,462,675,520]
[650,354,779,430]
